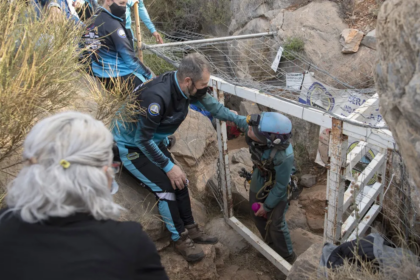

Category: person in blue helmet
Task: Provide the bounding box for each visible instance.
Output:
[75,0,163,44]
[82,0,152,91]
[232,112,296,263]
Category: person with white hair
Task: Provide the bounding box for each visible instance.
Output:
[0,111,169,280]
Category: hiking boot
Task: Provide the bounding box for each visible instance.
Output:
[174,229,205,262]
[284,251,297,264]
[185,223,218,244]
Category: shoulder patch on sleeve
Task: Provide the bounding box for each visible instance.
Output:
[148,103,160,116]
[117,28,126,38]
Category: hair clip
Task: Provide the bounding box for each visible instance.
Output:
[59,159,71,169]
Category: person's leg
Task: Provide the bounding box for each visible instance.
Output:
[160,146,194,226]
[117,144,205,262]
[118,145,185,241]
[267,200,295,262]
[161,144,218,244]
[250,191,295,263]
[249,191,269,240]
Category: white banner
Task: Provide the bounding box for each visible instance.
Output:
[299,73,382,185]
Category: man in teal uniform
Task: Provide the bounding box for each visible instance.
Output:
[76,0,163,43]
[112,53,241,262]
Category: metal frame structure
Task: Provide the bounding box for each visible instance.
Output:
[209,75,396,274]
[146,32,397,275]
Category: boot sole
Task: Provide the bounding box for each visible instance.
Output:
[185,254,205,262]
[174,248,205,262]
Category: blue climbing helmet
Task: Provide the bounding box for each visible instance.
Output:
[246,112,292,146]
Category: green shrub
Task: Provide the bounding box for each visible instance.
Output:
[282,37,305,61]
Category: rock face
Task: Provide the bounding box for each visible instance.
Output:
[239,101,261,116]
[170,109,219,197]
[229,0,310,34]
[114,169,167,242]
[290,228,323,257]
[285,200,309,231]
[206,148,253,214]
[229,1,376,88]
[298,185,326,234]
[375,0,420,189]
[205,218,249,254]
[340,29,364,53]
[286,242,324,280]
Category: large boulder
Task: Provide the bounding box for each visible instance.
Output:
[229,0,310,34]
[114,169,167,242]
[290,228,323,257]
[205,218,249,254]
[375,0,420,190]
[170,109,219,197]
[286,242,323,280]
[287,115,320,172]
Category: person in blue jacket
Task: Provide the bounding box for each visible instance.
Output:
[112,53,242,262]
[83,0,152,91]
[32,0,81,22]
[232,112,296,264]
[76,0,163,44]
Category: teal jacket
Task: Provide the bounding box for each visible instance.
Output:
[232,116,294,212]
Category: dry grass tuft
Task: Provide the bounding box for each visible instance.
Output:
[0,2,141,162]
[0,1,86,161]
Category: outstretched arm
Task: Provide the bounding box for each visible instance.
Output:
[137,0,163,43]
[191,93,248,130]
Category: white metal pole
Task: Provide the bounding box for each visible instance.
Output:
[325,118,348,244]
[144,31,276,49]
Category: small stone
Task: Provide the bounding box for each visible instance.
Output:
[340,28,364,53]
[300,174,317,188]
[361,29,376,50]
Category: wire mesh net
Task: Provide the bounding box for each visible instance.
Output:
[144,30,382,128]
[323,146,420,249]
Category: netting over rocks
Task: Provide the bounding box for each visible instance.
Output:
[144,31,382,128]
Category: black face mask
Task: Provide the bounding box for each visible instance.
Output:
[109,3,126,20]
[194,86,209,98]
